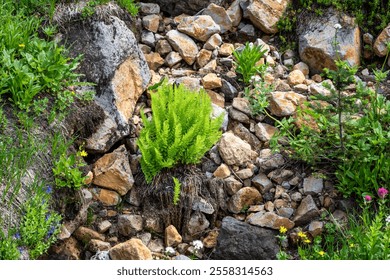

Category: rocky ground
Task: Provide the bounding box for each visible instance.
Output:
[46,0,390,260]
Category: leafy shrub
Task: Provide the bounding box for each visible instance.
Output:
[138,83,223,183]
[233,42,268,85]
[0,230,20,260]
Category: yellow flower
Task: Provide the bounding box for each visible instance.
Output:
[80,150,88,157]
[19,44,25,48]
[303,238,311,244]
[349,243,354,248]
[297,231,307,239]
[279,226,287,234]
[318,251,325,257]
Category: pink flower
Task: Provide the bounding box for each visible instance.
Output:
[364,195,372,202]
[377,188,388,199]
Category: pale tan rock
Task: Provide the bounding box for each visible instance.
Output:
[156,39,172,56]
[200,59,217,72]
[213,163,231,178]
[73,226,105,242]
[144,52,164,71]
[308,220,324,237]
[166,30,199,65]
[255,123,279,142]
[97,220,112,233]
[374,24,390,57]
[232,97,251,115]
[165,51,183,67]
[202,73,222,89]
[235,168,254,180]
[92,145,134,196]
[219,43,234,56]
[175,77,201,92]
[227,0,243,27]
[203,3,233,34]
[142,14,160,33]
[207,90,225,108]
[84,171,93,185]
[88,239,111,253]
[178,15,220,42]
[109,238,153,260]
[248,212,295,230]
[293,62,310,76]
[218,132,258,166]
[197,49,212,68]
[228,187,262,214]
[204,33,223,50]
[165,225,182,247]
[203,230,219,248]
[92,188,121,206]
[268,91,306,117]
[247,0,290,34]
[287,69,306,86]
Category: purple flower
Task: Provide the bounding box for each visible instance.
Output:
[378,187,389,199]
[14,232,21,240]
[364,195,372,202]
[45,214,51,221]
[45,185,52,194]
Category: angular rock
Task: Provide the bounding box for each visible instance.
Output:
[118,214,143,236]
[192,197,215,214]
[213,163,231,178]
[144,52,165,71]
[255,123,279,142]
[228,187,262,213]
[139,2,160,15]
[197,49,212,68]
[267,169,294,185]
[374,24,390,57]
[251,173,273,194]
[232,123,261,150]
[187,212,210,236]
[224,176,243,195]
[141,30,156,48]
[178,15,220,42]
[91,188,121,206]
[232,97,251,115]
[298,8,361,74]
[292,195,319,226]
[207,90,225,108]
[268,91,306,117]
[88,239,111,253]
[202,73,222,89]
[166,30,199,65]
[236,168,254,180]
[175,76,201,91]
[92,145,134,196]
[156,39,172,56]
[97,220,112,233]
[73,226,105,242]
[219,43,234,56]
[256,150,285,171]
[165,51,183,67]
[277,207,294,219]
[142,14,160,33]
[203,230,219,248]
[212,104,229,131]
[204,33,223,50]
[218,132,258,166]
[212,216,279,259]
[248,212,295,230]
[147,238,165,253]
[293,62,310,76]
[303,176,324,195]
[228,107,250,124]
[165,225,182,247]
[308,220,324,237]
[109,238,152,260]
[287,69,306,86]
[50,237,81,260]
[227,0,243,27]
[247,0,290,34]
[203,3,233,34]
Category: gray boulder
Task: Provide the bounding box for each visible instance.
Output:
[212,216,279,260]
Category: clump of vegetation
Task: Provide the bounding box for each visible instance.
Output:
[138,82,223,183]
[233,42,268,85]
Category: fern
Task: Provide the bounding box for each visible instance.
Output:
[172,177,181,206]
[138,82,224,183]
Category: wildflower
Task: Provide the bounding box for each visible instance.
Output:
[279,226,287,234]
[80,150,88,157]
[349,243,355,248]
[303,239,311,244]
[192,240,203,251]
[334,23,342,30]
[386,215,390,225]
[377,187,388,199]
[364,195,372,202]
[45,214,51,221]
[14,232,21,240]
[18,44,25,48]
[318,251,325,257]
[46,225,56,239]
[165,247,175,255]
[45,185,52,194]
[297,231,307,239]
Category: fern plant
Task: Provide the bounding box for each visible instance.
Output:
[138,83,223,183]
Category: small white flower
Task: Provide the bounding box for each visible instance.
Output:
[334,23,342,30]
[192,240,203,250]
[165,247,175,255]
[386,215,390,224]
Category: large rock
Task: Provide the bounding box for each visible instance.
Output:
[141,0,229,16]
[298,8,361,74]
[109,238,153,260]
[218,132,258,166]
[268,91,306,117]
[177,15,220,42]
[292,195,320,226]
[228,187,262,213]
[64,16,150,153]
[212,216,279,259]
[203,3,233,34]
[373,24,390,57]
[118,214,143,236]
[166,30,199,65]
[247,212,294,230]
[246,0,290,34]
[92,145,134,196]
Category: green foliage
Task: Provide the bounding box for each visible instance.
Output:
[117,0,139,16]
[297,194,389,260]
[243,78,273,117]
[0,230,20,260]
[233,42,268,85]
[172,177,181,206]
[52,133,87,189]
[138,82,223,183]
[81,0,138,18]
